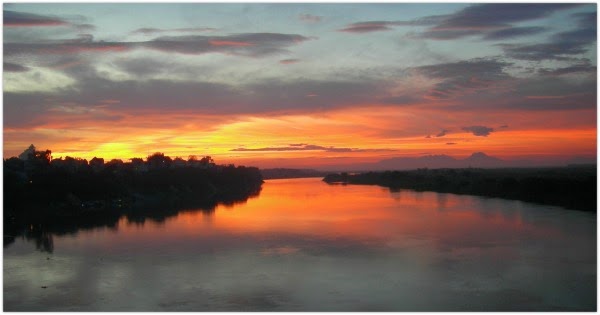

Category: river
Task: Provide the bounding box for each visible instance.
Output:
[4,177,596,311]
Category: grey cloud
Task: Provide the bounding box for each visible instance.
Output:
[4,73,388,128]
[4,10,68,27]
[539,63,596,76]
[74,23,96,32]
[500,42,589,61]
[146,33,310,56]
[369,4,581,39]
[338,22,395,33]
[462,125,494,137]
[432,4,580,31]
[4,32,311,57]
[131,27,216,35]
[436,129,448,137]
[499,11,596,61]
[414,59,511,100]
[4,62,30,72]
[482,26,547,40]
[299,14,322,23]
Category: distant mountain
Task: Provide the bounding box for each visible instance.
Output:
[320,152,594,172]
[463,152,504,168]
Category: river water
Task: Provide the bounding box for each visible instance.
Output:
[4,178,596,311]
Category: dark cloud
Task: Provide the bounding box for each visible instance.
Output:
[394,4,582,40]
[446,142,457,145]
[4,10,69,27]
[131,27,216,35]
[231,144,394,153]
[4,62,30,72]
[338,22,395,33]
[299,14,322,23]
[4,32,311,57]
[462,125,494,137]
[482,26,547,40]
[414,59,511,100]
[432,4,580,31]
[500,42,586,61]
[338,15,449,34]
[539,63,596,76]
[4,73,387,129]
[499,11,596,61]
[436,129,448,137]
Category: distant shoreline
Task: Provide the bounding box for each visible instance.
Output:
[323,166,597,212]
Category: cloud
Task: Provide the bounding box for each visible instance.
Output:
[140,33,310,56]
[394,4,581,40]
[299,14,322,23]
[4,73,388,130]
[436,129,448,137]
[4,10,69,27]
[338,22,397,33]
[538,63,597,76]
[74,23,96,32]
[446,142,457,145]
[414,59,511,100]
[131,27,216,35]
[462,125,494,136]
[4,32,311,57]
[432,4,579,31]
[338,15,448,33]
[498,12,596,61]
[231,144,394,153]
[4,62,30,72]
[279,59,300,64]
[482,26,547,40]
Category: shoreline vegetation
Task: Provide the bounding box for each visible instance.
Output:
[4,146,263,249]
[323,166,596,212]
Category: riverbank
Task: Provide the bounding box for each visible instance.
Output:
[323,166,596,212]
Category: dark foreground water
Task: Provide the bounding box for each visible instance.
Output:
[4,178,596,311]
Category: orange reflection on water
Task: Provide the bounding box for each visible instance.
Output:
[149,178,563,250]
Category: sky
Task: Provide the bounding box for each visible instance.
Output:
[3,3,597,168]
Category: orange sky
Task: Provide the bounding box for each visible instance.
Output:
[3,4,597,168]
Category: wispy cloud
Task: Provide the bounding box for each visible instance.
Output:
[4,32,311,57]
[231,144,395,153]
[131,27,216,35]
[299,14,322,23]
[498,12,596,60]
[279,59,300,64]
[4,10,69,27]
[414,59,511,100]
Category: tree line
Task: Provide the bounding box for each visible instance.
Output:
[4,146,264,248]
[323,167,596,212]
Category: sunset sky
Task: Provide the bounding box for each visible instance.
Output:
[3,3,597,168]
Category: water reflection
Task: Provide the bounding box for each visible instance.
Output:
[4,178,596,311]
[4,186,261,254]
